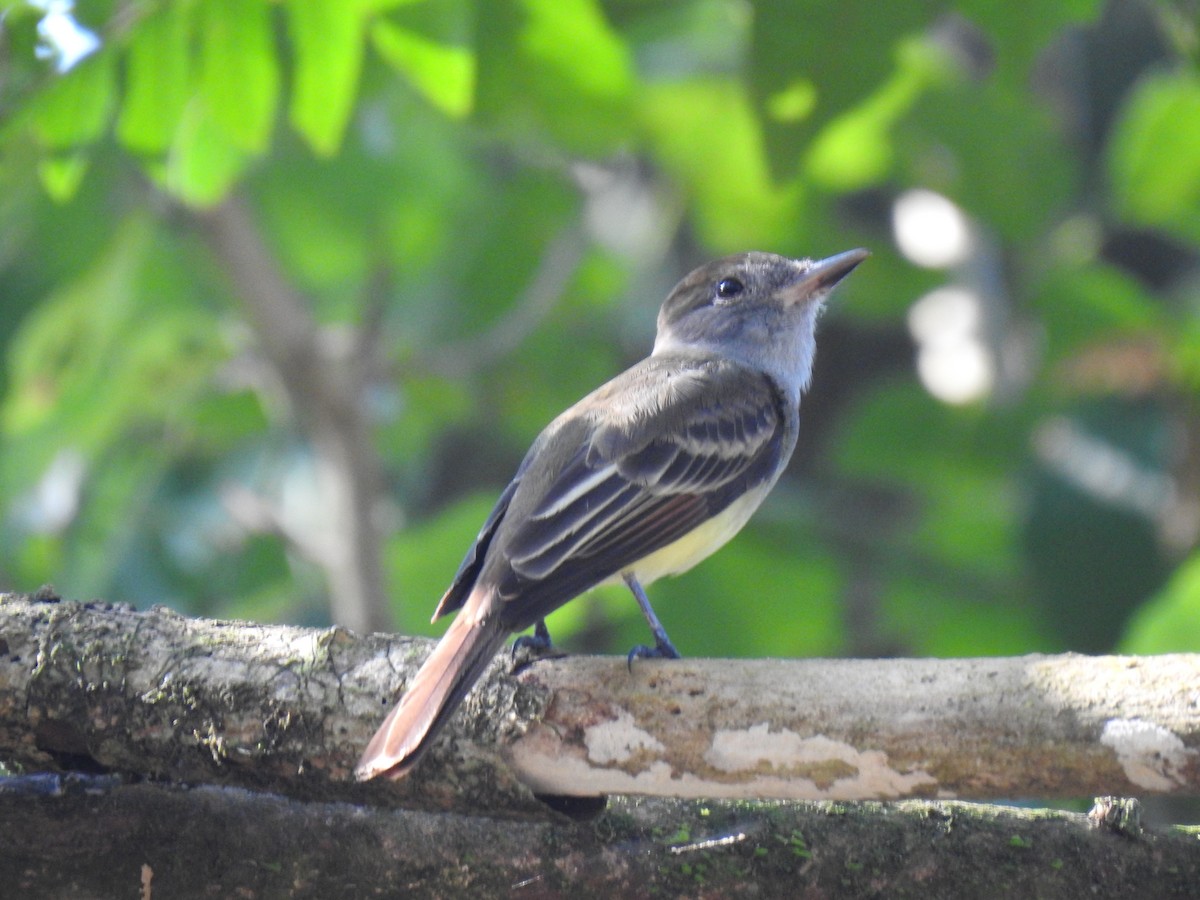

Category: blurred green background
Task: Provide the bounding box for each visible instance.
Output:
[1,0,1198,661]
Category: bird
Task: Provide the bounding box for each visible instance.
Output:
[355,248,869,781]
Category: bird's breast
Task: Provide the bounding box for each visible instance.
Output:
[609,484,772,587]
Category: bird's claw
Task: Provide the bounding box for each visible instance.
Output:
[626,637,681,671]
[511,620,565,672]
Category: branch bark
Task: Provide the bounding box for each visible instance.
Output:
[3,591,1199,808]
[2,779,1196,899]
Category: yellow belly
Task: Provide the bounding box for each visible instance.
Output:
[610,486,770,587]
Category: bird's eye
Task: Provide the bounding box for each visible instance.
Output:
[716,277,744,299]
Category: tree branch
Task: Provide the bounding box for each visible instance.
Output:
[2,780,1196,899]
[508,653,1200,802]
[195,198,391,634]
[406,225,587,380]
[3,592,1199,810]
[3,592,1200,895]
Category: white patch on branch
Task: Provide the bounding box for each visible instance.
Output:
[1100,718,1197,791]
[584,711,666,765]
[706,723,938,799]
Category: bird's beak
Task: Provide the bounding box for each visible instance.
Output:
[784,248,870,302]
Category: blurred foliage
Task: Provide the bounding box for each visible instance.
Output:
[0,0,1198,660]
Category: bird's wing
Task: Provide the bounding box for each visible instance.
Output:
[490,359,787,624]
[431,475,523,621]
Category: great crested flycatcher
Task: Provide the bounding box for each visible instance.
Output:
[356,248,868,781]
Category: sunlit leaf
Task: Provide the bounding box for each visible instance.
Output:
[520,0,629,98]
[356,0,426,12]
[37,152,89,202]
[750,0,939,179]
[1108,70,1200,242]
[198,0,279,153]
[372,20,474,118]
[640,79,800,252]
[117,2,193,154]
[475,0,633,152]
[1121,552,1200,653]
[161,100,249,207]
[806,37,951,190]
[28,50,115,150]
[286,0,365,156]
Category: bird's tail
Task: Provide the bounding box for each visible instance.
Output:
[355,595,508,781]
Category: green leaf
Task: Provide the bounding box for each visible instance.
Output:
[0,216,222,525]
[806,37,952,190]
[831,382,1032,647]
[357,0,426,12]
[58,444,169,597]
[882,574,1044,656]
[1170,316,1200,394]
[1030,262,1163,363]
[1121,552,1200,653]
[1108,70,1200,242]
[750,1,939,179]
[286,0,365,156]
[2,220,148,442]
[475,0,633,152]
[29,50,115,150]
[646,529,845,658]
[906,74,1078,240]
[640,79,800,252]
[37,153,90,202]
[198,0,279,153]
[117,2,193,154]
[956,0,1103,88]
[519,0,629,99]
[386,494,498,633]
[258,183,371,291]
[372,20,474,118]
[160,100,248,207]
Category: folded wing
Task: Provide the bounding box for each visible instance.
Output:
[491,358,787,627]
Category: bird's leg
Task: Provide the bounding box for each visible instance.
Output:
[510,618,563,670]
[624,573,681,668]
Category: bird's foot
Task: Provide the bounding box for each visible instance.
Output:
[621,573,682,670]
[626,634,681,671]
[511,619,566,672]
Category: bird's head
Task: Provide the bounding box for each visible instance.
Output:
[653,249,868,392]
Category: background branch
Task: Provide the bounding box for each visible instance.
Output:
[407,225,588,380]
[196,198,391,634]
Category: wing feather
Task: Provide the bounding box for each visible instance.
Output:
[485,357,789,628]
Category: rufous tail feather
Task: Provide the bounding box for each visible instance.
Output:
[355,595,507,781]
